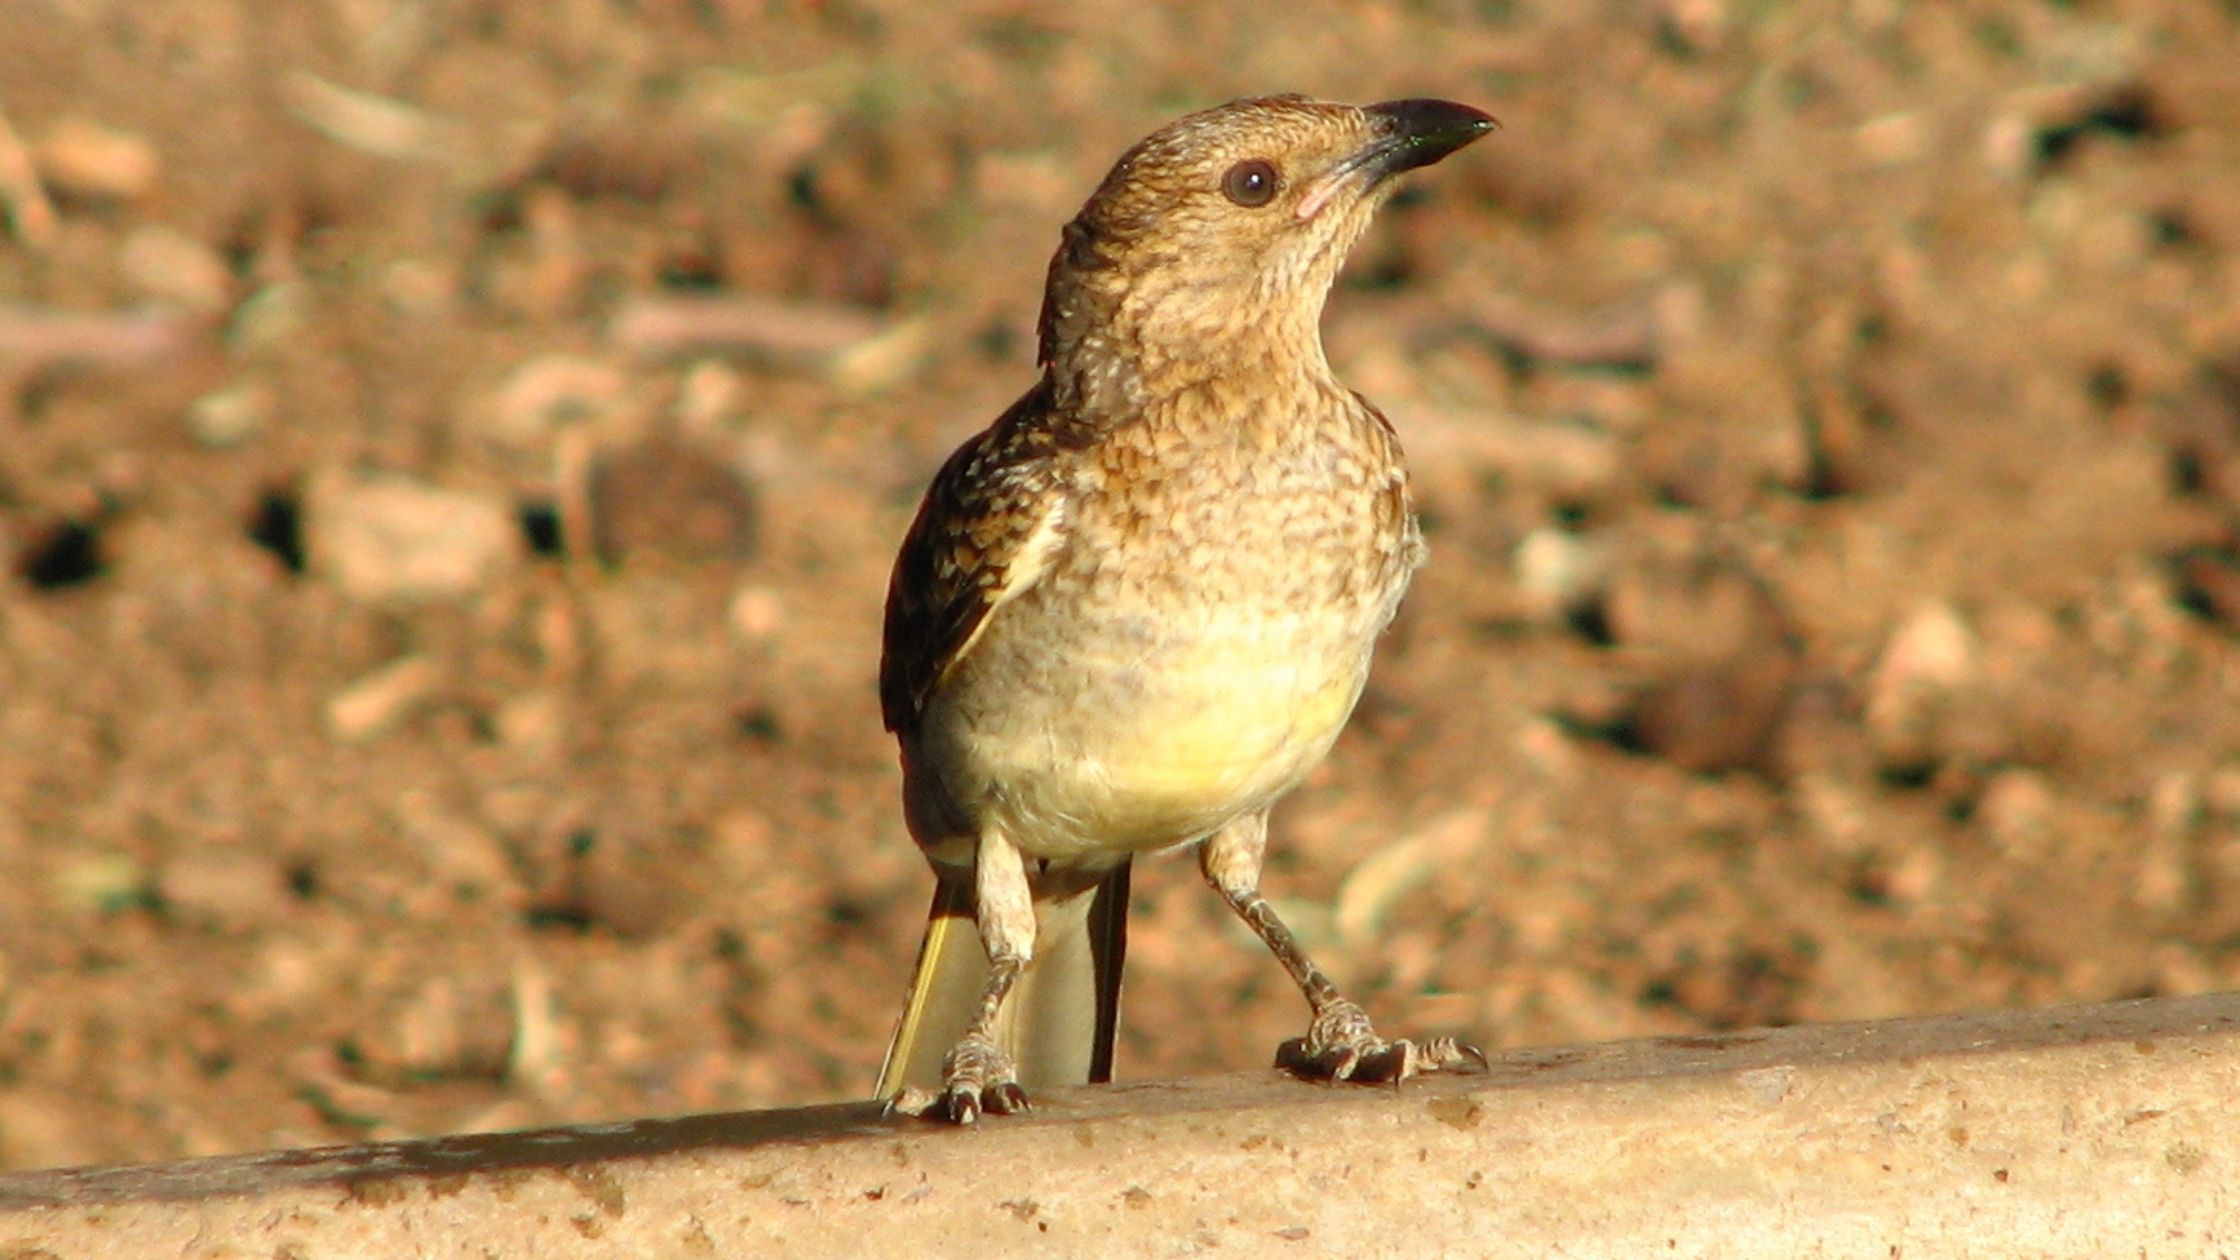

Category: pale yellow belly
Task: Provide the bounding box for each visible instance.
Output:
[912,613,1375,861]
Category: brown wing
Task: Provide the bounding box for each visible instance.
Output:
[880,379,1079,736]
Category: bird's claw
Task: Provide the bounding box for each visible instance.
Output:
[891,1034,1030,1125]
[1275,999,1486,1084]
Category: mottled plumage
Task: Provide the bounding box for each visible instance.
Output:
[878,95,1495,1122]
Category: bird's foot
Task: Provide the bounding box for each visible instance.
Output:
[891,1034,1030,1125]
[1275,998,1488,1084]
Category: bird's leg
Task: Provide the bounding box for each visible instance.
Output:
[934,830,1037,1123]
[1200,813,1485,1083]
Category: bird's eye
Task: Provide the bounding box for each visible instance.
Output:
[1221,159,1280,208]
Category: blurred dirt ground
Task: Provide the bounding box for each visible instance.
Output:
[3,0,2240,1170]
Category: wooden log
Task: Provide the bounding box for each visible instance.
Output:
[3,992,2235,1257]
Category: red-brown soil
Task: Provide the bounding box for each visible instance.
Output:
[2,1,2238,1168]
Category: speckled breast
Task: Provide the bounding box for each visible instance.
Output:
[915,403,1419,861]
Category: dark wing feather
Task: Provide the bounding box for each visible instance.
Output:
[880,379,1077,736]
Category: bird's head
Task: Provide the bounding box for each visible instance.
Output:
[1037,95,1495,401]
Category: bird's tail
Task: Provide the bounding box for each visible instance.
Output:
[877,860,1130,1099]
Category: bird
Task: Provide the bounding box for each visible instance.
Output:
[876,94,1496,1123]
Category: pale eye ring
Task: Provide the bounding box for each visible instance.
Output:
[1221,159,1280,207]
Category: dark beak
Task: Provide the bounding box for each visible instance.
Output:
[1360,98,1499,179]
[1296,98,1497,221]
